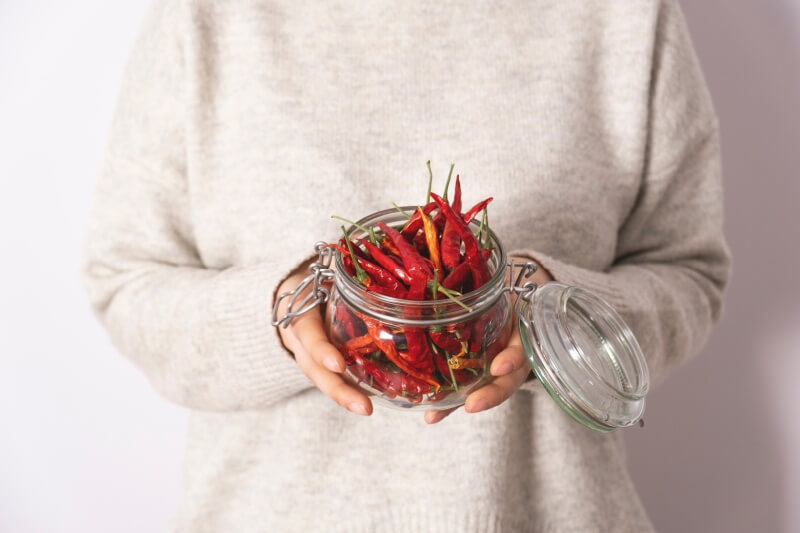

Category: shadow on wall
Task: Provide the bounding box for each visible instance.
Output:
[623,1,800,533]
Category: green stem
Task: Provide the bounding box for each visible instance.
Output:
[331,215,378,245]
[341,225,369,284]
[442,163,455,202]
[390,202,412,219]
[426,281,472,311]
[432,268,443,317]
[478,207,487,245]
[425,160,433,204]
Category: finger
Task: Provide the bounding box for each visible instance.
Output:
[424,406,458,425]
[293,344,373,416]
[291,309,346,373]
[465,345,530,414]
[489,334,526,377]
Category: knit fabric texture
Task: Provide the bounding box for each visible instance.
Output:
[81,1,731,531]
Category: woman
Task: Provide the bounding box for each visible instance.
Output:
[82,0,731,531]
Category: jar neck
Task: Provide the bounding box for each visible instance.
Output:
[334,207,508,327]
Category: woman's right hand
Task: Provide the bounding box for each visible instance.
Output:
[275,272,373,416]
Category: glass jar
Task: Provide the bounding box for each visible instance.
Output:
[273,208,649,431]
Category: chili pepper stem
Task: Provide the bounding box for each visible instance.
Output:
[425,160,433,204]
[478,207,488,246]
[332,215,378,245]
[390,202,412,219]
[425,282,472,312]
[341,225,370,284]
[442,163,455,202]
[431,268,442,317]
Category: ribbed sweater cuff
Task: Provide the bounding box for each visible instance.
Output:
[211,259,314,409]
[330,506,533,533]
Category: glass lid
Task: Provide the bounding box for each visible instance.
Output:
[517,282,649,432]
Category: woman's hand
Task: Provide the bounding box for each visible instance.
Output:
[276,271,373,416]
[425,256,553,424]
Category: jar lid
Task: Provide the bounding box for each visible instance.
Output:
[517,282,649,431]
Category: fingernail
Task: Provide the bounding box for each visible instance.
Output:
[324,356,342,372]
[493,362,513,376]
[348,402,368,416]
[467,399,488,413]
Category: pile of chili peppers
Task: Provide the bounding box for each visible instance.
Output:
[328,163,511,404]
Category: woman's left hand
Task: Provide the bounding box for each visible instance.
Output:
[424,256,553,424]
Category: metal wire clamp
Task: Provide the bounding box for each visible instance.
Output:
[271,242,336,329]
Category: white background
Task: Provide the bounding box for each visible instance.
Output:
[1,1,798,532]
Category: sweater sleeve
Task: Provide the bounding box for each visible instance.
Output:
[517,0,731,391]
[81,0,311,411]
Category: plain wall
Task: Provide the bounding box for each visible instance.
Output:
[624,2,800,532]
[1,2,797,532]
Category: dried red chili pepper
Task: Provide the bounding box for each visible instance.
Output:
[402,271,437,374]
[463,197,494,224]
[441,249,491,290]
[452,175,463,214]
[338,237,368,259]
[440,176,463,270]
[430,192,491,288]
[346,349,399,397]
[404,328,434,373]
[358,239,412,286]
[327,243,408,299]
[441,260,470,290]
[325,243,405,292]
[440,221,461,271]
[363,317,439,390]
[418,207,442,274]
[399,201,437,239]
[429,329,462,353]
[377,221,433,284]
[433,170,458,229]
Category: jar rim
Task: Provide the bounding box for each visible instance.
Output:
[333,206,508,326]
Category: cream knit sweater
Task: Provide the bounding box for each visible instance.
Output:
[82,1,730,531]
